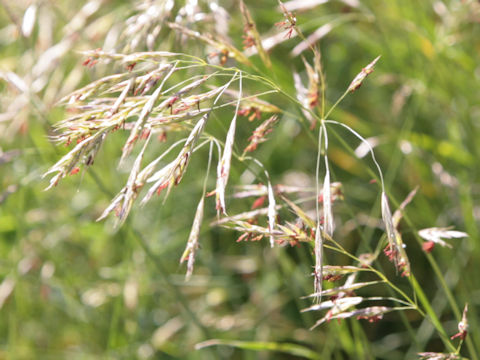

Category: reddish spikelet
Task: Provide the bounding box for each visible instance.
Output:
[249,108,262,121]
[251,195,267,209]
[251,234,264,242]
[323,274,343,282]
[156,182,169,195]
[82,58,91,66]
[357,314,383,323]
[156,132,167,142]
[383,243,396,262]
[244,115,279,153]
[239,0,271,67]
[220,50,228,66]
[275,2,297,39]
[383,244,410,276]
[70,167,80,175]
[82,57,98,68]
[451,304,468,341]
[237,108,250,117]
[205,190,216,198]
[126,62,136,72]
[76,135,88,144]
[242,33,256,49]
[140,129,151,140]
[348,56,381,92]
[237,233,249,242]
[422,241,435,253]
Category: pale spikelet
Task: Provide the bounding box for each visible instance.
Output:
[347,55,381,92]
[121,63,176,162]
[175,75,210,96]
[108,62,171,96]
[219,220,274,239]
[239,0,271,68]
[121,0,174,52]
[97,134,151,225]
[149,107,212,126]
[322,157,334,237]
[418,352,460,360]
[450,303,468,341]
[233,183,312,199]
[180,197,205,280]
[232,184,268,199]
[302,56,320,109]
[142,113,209,204]
[118,134,151,225]
[310,306,395,330]
[282,0,332,12]
[392,186,418,227]
[354,136,381,159]
[211,207,279,227]
[238,96,281,114]
[243,115,279,153]
[293,72,314,124]
[303,280,384,299]
[244,28,298,56]
[43,131,107,190]
[216,74,242,215]
[144,73,236,204]
[267,181,277,248]
[144,161,177,187]
[381,192,410,276]
[381,192,397,258]
[21,4,37,38]
[59,73,126,104]
[168,22,252,66]
[313,223,323,303]
[96,191,125,223]
[176,86,227,111]
[418,227,468,248]
[1,71,28,93]
[80,49,182,65]
[291,24,332,57]
[302,296,363,313]
[280,195,315,228]
[276,222,312,244]
[322,265,369,276]
[113,78,135,116]
[223,88,281,116]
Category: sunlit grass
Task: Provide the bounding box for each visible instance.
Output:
[0,1,479,359]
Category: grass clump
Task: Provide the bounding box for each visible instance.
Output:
[1,0,479,359]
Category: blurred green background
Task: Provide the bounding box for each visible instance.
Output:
[0,0,479,359]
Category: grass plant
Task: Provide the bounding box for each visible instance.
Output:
[0,0,479,359]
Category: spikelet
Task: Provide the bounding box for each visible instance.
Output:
[142,113,209,204]
[313,223,323,303]
[267,181,277,248]
[239,0,271,68]
[216,74,242,214]
[168,23,252,66]
[322,157,334,237]
[418,227,468,249]
[121,63,176,162]
[381,192,410,276]
[347,55,381,92]
[97,134,151,226]
[180,197,205,280]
